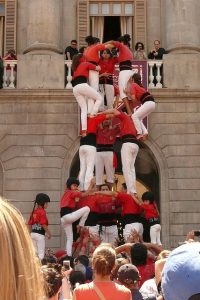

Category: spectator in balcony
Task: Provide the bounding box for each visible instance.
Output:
[148,40,166,86]
[3,49,17,87]
[148,40,166,60]
[65,40,79,60]
[134,42,147,60]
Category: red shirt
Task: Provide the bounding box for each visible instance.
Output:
[87,114,107,134]
[140,203,159,220]
[95,194,121,214]
[84,44,106,63]
[116,192,141,215]
[113,41,133,62]
[137,259,155,287]
[28,207,48,225]
[78,194,98,213]
[73,62,96,80]
[96,124,120,145]
[99,57,118,75]
[60,189,82,209]
[117,112,137,137]
[130,82,146,102]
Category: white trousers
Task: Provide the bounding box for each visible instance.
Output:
[132,101,156,135]
[88,70,100,113]
[61,206,90,256]
[73,83,102,131]
[99,84,115,110]
[118,70,133,100]
[150,224,162,245]
[31,232,45,260]
[121,142,139,194]
[123,222,144,241]
[95,151,115,185]
[87,225,99,237]
[79,145,96,191]
[100,225,118,245]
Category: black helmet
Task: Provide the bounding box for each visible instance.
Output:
[35,193,50,205]
[66,177,80,189]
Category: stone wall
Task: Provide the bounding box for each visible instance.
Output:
[0,88,199,249]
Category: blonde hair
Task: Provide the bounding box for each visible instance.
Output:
[92,244,116,276]
[0,197,45,300]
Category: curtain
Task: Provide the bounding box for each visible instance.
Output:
[120,16,133,48]
[91,16,104,42]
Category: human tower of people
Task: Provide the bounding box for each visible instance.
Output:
[28,34,160,260]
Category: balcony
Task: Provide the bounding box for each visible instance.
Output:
[2,59,164,89]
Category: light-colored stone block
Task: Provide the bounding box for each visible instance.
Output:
[17,54,65,89]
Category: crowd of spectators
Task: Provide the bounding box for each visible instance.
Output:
[1,196,200,300]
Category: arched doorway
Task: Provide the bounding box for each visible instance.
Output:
[69,142,159,201]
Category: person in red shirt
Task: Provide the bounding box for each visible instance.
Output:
[28,193,51,260]
[72,53,103,134]
[96,184,120,246]
[60,177,90,256]
[128,73,156,140]
[114,183,143,242]
[79,113,114,191]
[99,49,118,109]
[84,36,114,113]
[95,119,120,188]
[140,192,161,246]
[104,108,139,195]
[107,34,134,115]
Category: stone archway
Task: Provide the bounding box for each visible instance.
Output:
[65,137,170,247]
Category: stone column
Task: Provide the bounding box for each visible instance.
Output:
[17,0,64,89]
[146,0,161,52]
[163,0,200,88]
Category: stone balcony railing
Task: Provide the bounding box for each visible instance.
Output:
[2,59,163,89]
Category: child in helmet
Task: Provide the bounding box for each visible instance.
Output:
[28,193,51,259]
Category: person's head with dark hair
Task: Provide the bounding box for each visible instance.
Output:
[71,40,78,48]
[42,264,63,299]
[79,46,86,54]
[85,35,95,46]
[135,42,144,51]
[118,34,131,46]
[66,177,80,190]
[142,191,155,204]
[101,48,112,59]
[59,255,74,268]
[71,53,83,72]
[188,295,200,300]
[41,255,57,265]
[99,184,110,191]
[131,72,143,87]
[69,270,86,290]
[130,243,148,266]
[75,255,89,267]
[121,183,127,192]
[93,37,100,44]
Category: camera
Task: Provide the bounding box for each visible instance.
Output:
[194,230,200,237]
[63,260,70,270]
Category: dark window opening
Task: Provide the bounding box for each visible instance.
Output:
[103,16,121,42]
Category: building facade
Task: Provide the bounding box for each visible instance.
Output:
[0,0,200,249]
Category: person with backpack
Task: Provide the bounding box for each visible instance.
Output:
[28,193,51,260]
